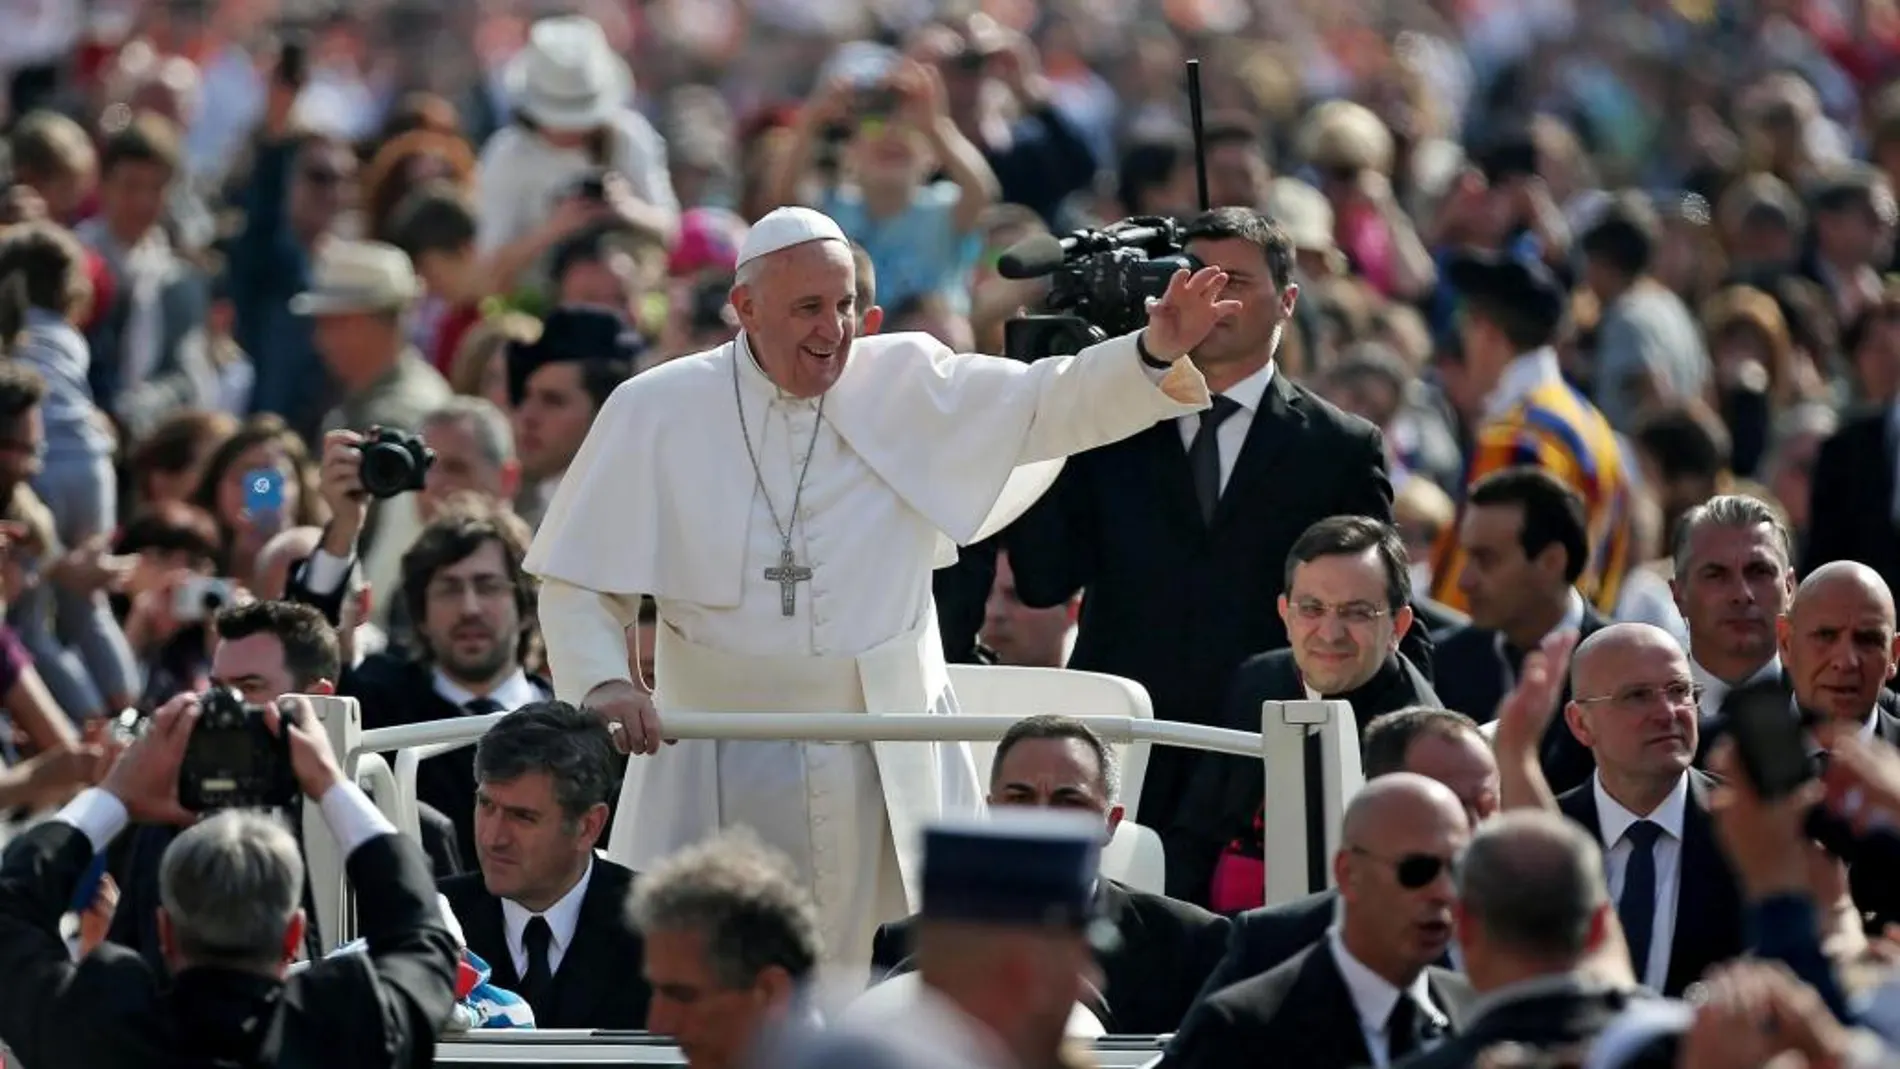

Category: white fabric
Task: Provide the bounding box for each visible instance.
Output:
[1327,926,1448,1069]
[1174,360,1275,493]
[319,781,402,854]
[54,787,130,854]
[433,667,542,712]
[474,113,680,255]
[1691,654,1781,722]
[1593,771,1688,993]
[499,857,593,977]
[1482,346,1564,422]
[528,328,1205,969]
[738,207,849,268]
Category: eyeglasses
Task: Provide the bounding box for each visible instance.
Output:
[1349,847,1458,889]
[1573,680,1703,712]
[1292,598,1389,625]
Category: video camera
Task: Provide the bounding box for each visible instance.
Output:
[996,218,1203,363]
[179,688,298,811]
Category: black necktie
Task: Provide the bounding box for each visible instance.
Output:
[465,697,505,716]
[1189,395,1242,525]
[1617,820,1664,980]
[1385,995,1427,1060]
[520,915,553,1005]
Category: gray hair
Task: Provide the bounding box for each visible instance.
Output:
[423,395,516,469]
[474,701,618,824]
[1671,493,1794,578]
[629,829,822,988]
[990,714,1122,803]
[159,811,305,970]
[1457,811,1606,961]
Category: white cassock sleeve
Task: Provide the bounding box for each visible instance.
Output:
[539,579,644,704]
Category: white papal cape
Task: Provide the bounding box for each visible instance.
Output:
[523,328,1207,968]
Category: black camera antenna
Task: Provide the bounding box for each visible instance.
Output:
[1187,59,1210,213]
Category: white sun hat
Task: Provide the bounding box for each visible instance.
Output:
[505,15,632,133]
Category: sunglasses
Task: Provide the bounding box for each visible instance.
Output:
[1351,846,1458,889]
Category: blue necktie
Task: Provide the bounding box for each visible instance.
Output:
[1617,820,1664,980]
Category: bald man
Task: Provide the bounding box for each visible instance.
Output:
[1777,561,1900,929]
[1556,623,1744,997]
[1168,774,1475,1069]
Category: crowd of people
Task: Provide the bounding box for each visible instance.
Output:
[7,0,1900,1066]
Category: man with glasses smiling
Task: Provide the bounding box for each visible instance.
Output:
[1166,516,1440,907]
[1555,623,1744,997]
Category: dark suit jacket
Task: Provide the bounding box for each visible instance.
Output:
[870,878,1227,1034]
[1006,372,1408,834]
[1433,604,1613,795]
[1165,651,1439,904]
[1185,889,1338,1012]
[1556,770,1745,996]
[0,821,457,1069]
[439,857,651,1029]
[1395,981,1640,1069]
[933,537,997,664]
[1805,409,1900,595]
[1165,940,1474,1069]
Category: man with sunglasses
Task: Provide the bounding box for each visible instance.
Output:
[1557,623,1744,998]
[1166,774,1475,1069]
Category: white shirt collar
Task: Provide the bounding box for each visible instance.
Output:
[1690,654,1780,719]
[1482,346,1563,421]
[1219,360,1276,413]
[500,856,594,969]
[1592,769,1690,848]
[434,667,540,712]
[1327,926,1446,1037]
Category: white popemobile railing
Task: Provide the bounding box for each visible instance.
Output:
[295,678,1364,1067]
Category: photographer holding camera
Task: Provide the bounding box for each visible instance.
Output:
[0,692,459,1068]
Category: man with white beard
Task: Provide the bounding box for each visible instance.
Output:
[527,206,1236,969]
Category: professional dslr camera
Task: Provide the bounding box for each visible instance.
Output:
[179,688,297,811]
[997,217,1202,363]
[358,427,435,500]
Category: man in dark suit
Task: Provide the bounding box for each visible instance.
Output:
[1433,467,1609,794]
[871,715,1228,1034]
[108,601,463,971]
[1558,624,1745,997]
[1167,516,1441,906]
[1672,495,1794,732]
[438,700,649,1029]
[1165,773,1476,1069]
[0,693,458,1068]
[1185,708,1500,1004]
[1006,206,1409,837]
[291,496,552,864]
[1776,561,1900,929]
[1397,810,1641,1068]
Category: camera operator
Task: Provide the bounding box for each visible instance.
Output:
[1004,208,1412,878]
[0,693,459,1068]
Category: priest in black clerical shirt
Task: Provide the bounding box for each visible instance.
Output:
[1164,517,1439,908]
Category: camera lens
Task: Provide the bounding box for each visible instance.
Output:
[359,441,416,499]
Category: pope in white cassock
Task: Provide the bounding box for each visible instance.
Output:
[524,206,1235,971]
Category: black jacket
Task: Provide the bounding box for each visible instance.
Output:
[1556,770,1745,997]
[0,821,457,1069]
[1805,408,1900,594]
[438,858,651,1029]
[1165,651,1438,905]
[1005,372,1409,834]
[1395,980,1642,1069]
[870,878,1228,1035]
[1165,940,1474,1069]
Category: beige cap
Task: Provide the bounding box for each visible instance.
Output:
[289,240,421,316]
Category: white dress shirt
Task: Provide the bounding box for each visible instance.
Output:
[1327,926,1448,1069]
[434,667,542,713]
[1175,361,1275,493]
[499,857,594,978]
[1594,771,1689,992]
[1691,655,1782,722]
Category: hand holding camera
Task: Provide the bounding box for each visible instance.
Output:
[263,695,347,802]
[99,693,200,827]
[320,426,435,548]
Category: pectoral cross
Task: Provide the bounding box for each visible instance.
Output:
[764,545,813,617]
